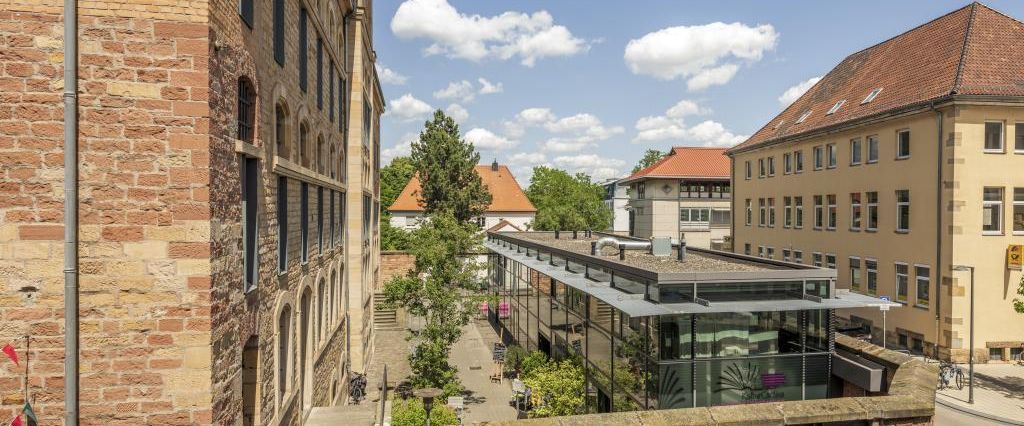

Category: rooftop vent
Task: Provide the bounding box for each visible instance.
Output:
[491,159,499,171]
[862,88,882,104]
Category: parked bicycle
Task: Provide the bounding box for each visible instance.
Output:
[349,371,368,404]
[937,361,965,390]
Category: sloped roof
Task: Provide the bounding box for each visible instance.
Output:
[388,164,537,213]
[729,2,1024,154]
[622,147,730,183]
[487,219,524,233]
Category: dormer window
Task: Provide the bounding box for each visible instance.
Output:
[862,88,882,104]
[796,110,812,124]
[826,100,846,115]
[774,120,785,130]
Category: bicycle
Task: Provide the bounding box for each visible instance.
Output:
[349,372,367,404]
[937,361,965,390]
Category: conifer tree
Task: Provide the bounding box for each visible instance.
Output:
[410,110,492,223]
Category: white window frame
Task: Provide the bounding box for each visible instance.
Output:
[793,250,803,264]
[813,252,823,267]
[744,243,751,255]
[827,194,837,231]
[850,192,862,231]
[758,158,765,178]
[813,146,824,170]
[895,262,909,304]
[758,246,766,258]
[1016,122,1024,154]
[784,196,792,228]
[768,198,776,227]
[782,249,791,262]
[797,110,812,123]
[914,264,930,309]
[745,198,752,226]
[896,129,911,160]
[850,138,862,166]
[896,190,910,233]
[783,153,792,174]
[745,161,752,180]
[984,121,1005,153]
[866,258,878,295]
[866,191,879,231]
[827,143,837,169]
[867,135,879,164]
[813,195,824,230]
[862,88,882,104]
[794,196,804,228]
[1014,188,1024,235]
[767,156,775,177]
[758,198,766,227]
[982,186,1004,235]
[766,247,775,260]
[794,150,804,173]
[849,256,861,291]
[827,99,846,115]
[826,253,836,270]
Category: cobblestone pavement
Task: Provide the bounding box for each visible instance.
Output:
[450,318,519,423]
[935,362,1024,425]
[366,328,416,400]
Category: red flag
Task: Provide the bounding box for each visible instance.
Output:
[9,414,21,426]
[1,344,17,367]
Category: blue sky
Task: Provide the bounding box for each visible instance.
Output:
[375,0,1024,184]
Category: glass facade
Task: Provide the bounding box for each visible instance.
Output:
[486,237,835,413]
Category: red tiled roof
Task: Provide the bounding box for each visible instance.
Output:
[729,2,1024,154]
[486,219,523,233]
[388,164,537,213]
[622,147,730,182]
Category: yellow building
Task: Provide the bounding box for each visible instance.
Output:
[728,2,1024,363]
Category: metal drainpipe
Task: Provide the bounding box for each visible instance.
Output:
[63,0,80,424]
[933,105,943,361]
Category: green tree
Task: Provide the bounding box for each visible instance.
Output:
[382,156,416,211]
[527,166,612,231]
[521,358,586,418]
[632,149,664,174]
[410,110,492,223]
[391,397,459,426]
[381,221,411,251]
[1014,274,1024,314]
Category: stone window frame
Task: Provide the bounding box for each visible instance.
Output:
[273,292,297,419]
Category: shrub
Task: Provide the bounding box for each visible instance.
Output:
[519,350,549,379]
[391,397,459,426]
[502,345,528,376]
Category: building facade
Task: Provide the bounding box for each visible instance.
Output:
[728,3,1024,363]
[388,162,536,231]
[0,0,382,424]
[601,178,629,234]
[622,147,731,249]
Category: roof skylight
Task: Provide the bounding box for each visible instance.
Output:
[773,119,785,130]
[796,110,812,124]
[862,88,883,104]
[826,100,846,115]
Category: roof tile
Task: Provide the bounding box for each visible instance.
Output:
[388,164,537,213]
[624,147,730,182]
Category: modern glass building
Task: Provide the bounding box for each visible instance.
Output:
[485,231,894,413]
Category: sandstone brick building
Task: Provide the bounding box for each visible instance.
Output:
[0,0,382,424]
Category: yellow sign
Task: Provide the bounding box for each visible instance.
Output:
[1009,245,1022,270]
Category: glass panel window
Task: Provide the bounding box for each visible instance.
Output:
[758,198,766,227]
[1014,188,1024,233]
[984,121,1004,152]
[782,249,791,262]
[783,196,792,228]
[813,195,823,229]
[827,143,837,168]
[867,135,879,163]
[783,153,792,174]
[896,130,911,159]
[813,252,822,267]
[793,251,803,264]
[827,194,837,230]
[826,254,836,270]
[896,190,910,232]
[866,259,877,295]
[794,150,804,172]
[983,187,1003,234]
[850,138,862,165]
[813,146,824,170]
[849,257,861,291]
[744,243,751,255]
[758,158,765,178]
[745,199,752,226]
[915,265,930,307]
[795,196,804,228]
[850,193,862,230]
[745,161,751,179]
[766,247,775,259]
[866,192,879,230]
[1016,123,1024,152]
[767,157,775,176]
[768,198,775,227]
[896,263,909,303]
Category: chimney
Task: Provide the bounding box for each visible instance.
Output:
[491,159,499,171]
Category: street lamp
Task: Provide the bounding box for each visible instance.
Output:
[952,264,974,405]
[414,387,444,426]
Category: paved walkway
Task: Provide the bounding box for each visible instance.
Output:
[935,362,1024,425]
[450,319,519,423]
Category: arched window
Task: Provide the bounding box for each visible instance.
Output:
[330,270,337,327]
[318,279,326,342]
[276,306,291,408]
[242,336,259,426]
[299,289,313,408]
[299,122,309,168]
[237,77,256,143]
[275,103,288,159]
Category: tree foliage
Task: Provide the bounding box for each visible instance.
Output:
[410,110,492,223]
[381,221,411,251]
[521,357,586,418]
[391,397,459,426]
[632,149,664,174]
[1014,274,1024,314]
[382,156,416,211]
[526,166,612,231]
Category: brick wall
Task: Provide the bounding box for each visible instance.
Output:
[0,1,213,424]
[379,251,414,289]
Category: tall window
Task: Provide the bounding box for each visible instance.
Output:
[362,101,371,148]
[744,161,751,179]
[793,251,803,264]
[239,0,254,28]
[273,0,284,65]
[329,145,336,179]
[329,62,335,122]
[783,196,792,228]
[317,186,324,253]
[827,194,837,230]
[1014,188,1024,234]
[867,135,879,163]
[339,193,346,243]
[866,259,878,295]
[850,193,862,231]
[242,158,259,291]
[794,150,804,173]
[316,137,325,174]
[237,77,256,143]
[983,187,1003,234]
[895,190,910,232]
[895,263,909,303]
[316,37,324,110]
[915,265,930,307]
[298,8,308,92]
[813,146,824,170]
[301,182,309,262]
[758,158,765,178]
[330,191,336,247]
[850,138,862,165]
[768,198,776,227]
[636,183,646,199]
[767,157,775,176]
[794,196,803,228]
[277,306,291,406]
[275,103,288,159]
[866,191,879,231]
[338,76,346,132]
[744,244,751,255]
[849,257,861,291]
[826,143,837,168]
[826,254,836,269]
[813,252,822,267]
[896,129,910,159]
[1016,123,1024,153]
[299,123,309,168]
[744,199,752,226]
[783,153,792,174]
[758,198,766,227]
[984,121,1004,152]
[277,177,288,273]
[813,195,824,229]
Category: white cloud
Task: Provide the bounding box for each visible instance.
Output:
[778,76,822,106]
[624,22,777,91]
[466,127,518,150]
[391,0,588,66]
[503,109,623,152]
[632,100,747,147]
[433,80,475,102]
[376,64,408,85]
[509,152,546,166]
[478,78,504,94]
[387,94,434,121]
[541,137,594,153]
[552,154,627,181]
[445,103,469,122]
[382,133,417,164]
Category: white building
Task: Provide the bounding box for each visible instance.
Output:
[602,178,630,233]
[388,161,537,232]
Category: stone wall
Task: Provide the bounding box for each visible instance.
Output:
[478,334,938,426]
[379,251,414,289]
